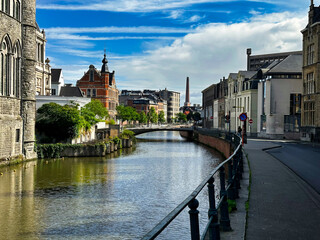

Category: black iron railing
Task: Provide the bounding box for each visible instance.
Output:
[142,133,243,240]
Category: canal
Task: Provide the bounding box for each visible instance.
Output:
[0,131,223,240]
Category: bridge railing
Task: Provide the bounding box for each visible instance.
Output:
[142,132,243,240]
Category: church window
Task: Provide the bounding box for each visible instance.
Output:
[12,41,21,97]
[1,36,12,96]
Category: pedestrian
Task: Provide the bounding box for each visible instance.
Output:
[237,126,242,136]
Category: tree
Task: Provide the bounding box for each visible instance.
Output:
[187,112,193,121]
[36,103,89,142]
[158,110,166,124]
[193,112,201,123]
[176,112,187,123]
[139,111,147,124]
[148,107,158,124]
[116,105,139,124]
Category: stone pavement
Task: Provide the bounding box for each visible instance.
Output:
[244,139,320,240]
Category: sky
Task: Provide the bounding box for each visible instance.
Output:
[36,0,311,105]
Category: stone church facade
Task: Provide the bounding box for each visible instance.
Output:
[301,1,320,142]
[0,0,37,160]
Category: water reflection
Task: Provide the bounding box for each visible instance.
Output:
[0,132,223,239]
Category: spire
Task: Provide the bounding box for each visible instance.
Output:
[184,77,190,107]
[101,50,109,73]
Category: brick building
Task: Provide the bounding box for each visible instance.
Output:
[0,0,37,160]
[76,53,119,119]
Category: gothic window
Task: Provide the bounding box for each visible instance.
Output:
[1,36,12,96]
[16,0,20,20]
[5,0,9,14]
[12,41,21,97]
[12,0,15,17]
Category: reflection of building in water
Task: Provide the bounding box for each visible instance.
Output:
[0,162,37,239]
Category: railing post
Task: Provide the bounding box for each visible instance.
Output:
[232,156,240,199]
[208,177,220,240]
[188,198,200,240]
[219,166,232,231]
[227,161,235,201]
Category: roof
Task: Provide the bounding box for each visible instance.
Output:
[51,69,62,84]
[267,54,302,74]
[238,71,256,79]
[228,73,238,79]
[60,85,84,97]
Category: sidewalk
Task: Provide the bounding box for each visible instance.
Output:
[244,140,320,240]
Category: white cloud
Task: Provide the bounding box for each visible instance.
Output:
[56,12,307,104]
[37,0,306,12]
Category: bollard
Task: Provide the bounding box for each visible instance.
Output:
[219,166,232,231]
[208,177,220,240]
[188,198,200,240]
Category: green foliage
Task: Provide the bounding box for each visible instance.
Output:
[139,111,147,124]
[81,99,109,125]
[158,110,166,124]
[147,107,158,124]
[106,119,116,125]
[228,199,237,212]
[176,112,187,123]
[36,103,89,142]
[120,129,135,139]
[116,105,139,123]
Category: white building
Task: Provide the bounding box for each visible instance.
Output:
[51,69,64,96]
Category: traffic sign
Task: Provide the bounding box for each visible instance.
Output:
[239,113,247,121]
[249,119,253,124]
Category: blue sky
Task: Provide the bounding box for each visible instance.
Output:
[36,0,310,104]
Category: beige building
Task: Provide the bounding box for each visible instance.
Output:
[35,24,51,96]
[301,1,320,142]
[158,88,180,122]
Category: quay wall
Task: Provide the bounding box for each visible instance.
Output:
[180,130,232,159]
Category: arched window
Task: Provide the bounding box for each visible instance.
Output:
[1,35,12,96]
[5,0,9,14]
[1,0,4,12]
[16,1,20,20]
[12,0,15,18]
[12,41,21,97]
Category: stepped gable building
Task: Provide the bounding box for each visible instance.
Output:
[301,1,320,142]
[0,0,37,160]
[76,53,119,119]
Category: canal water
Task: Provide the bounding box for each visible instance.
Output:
[0,131,223,240]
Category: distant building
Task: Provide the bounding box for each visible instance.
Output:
[35,24,51,96]
[76,53,119,119]
[51,69,64,96]
[120,89,167,120]
[158,89,180,122]
[300,1,320,142]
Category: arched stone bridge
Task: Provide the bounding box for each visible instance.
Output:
[126,126,193,136]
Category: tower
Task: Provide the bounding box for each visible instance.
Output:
[184,77,191,107]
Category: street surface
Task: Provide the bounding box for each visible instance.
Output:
[266,141,320,194]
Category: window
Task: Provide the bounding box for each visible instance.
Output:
[15,129,20,142]
[307,44,315,65]
[5,0,9,14]
[87,89,91,97]
[290,94,301,115]
[89,70,94,82]
[16,1,20,20]
[1,36,12,96]
[305,72,315,94]
[304,102,315,126]
[12,41,21,97]
[92,89,96,97]
[52,89,56,95]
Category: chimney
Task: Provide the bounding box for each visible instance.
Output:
[184,77,190,107]
[247,48,252,71]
